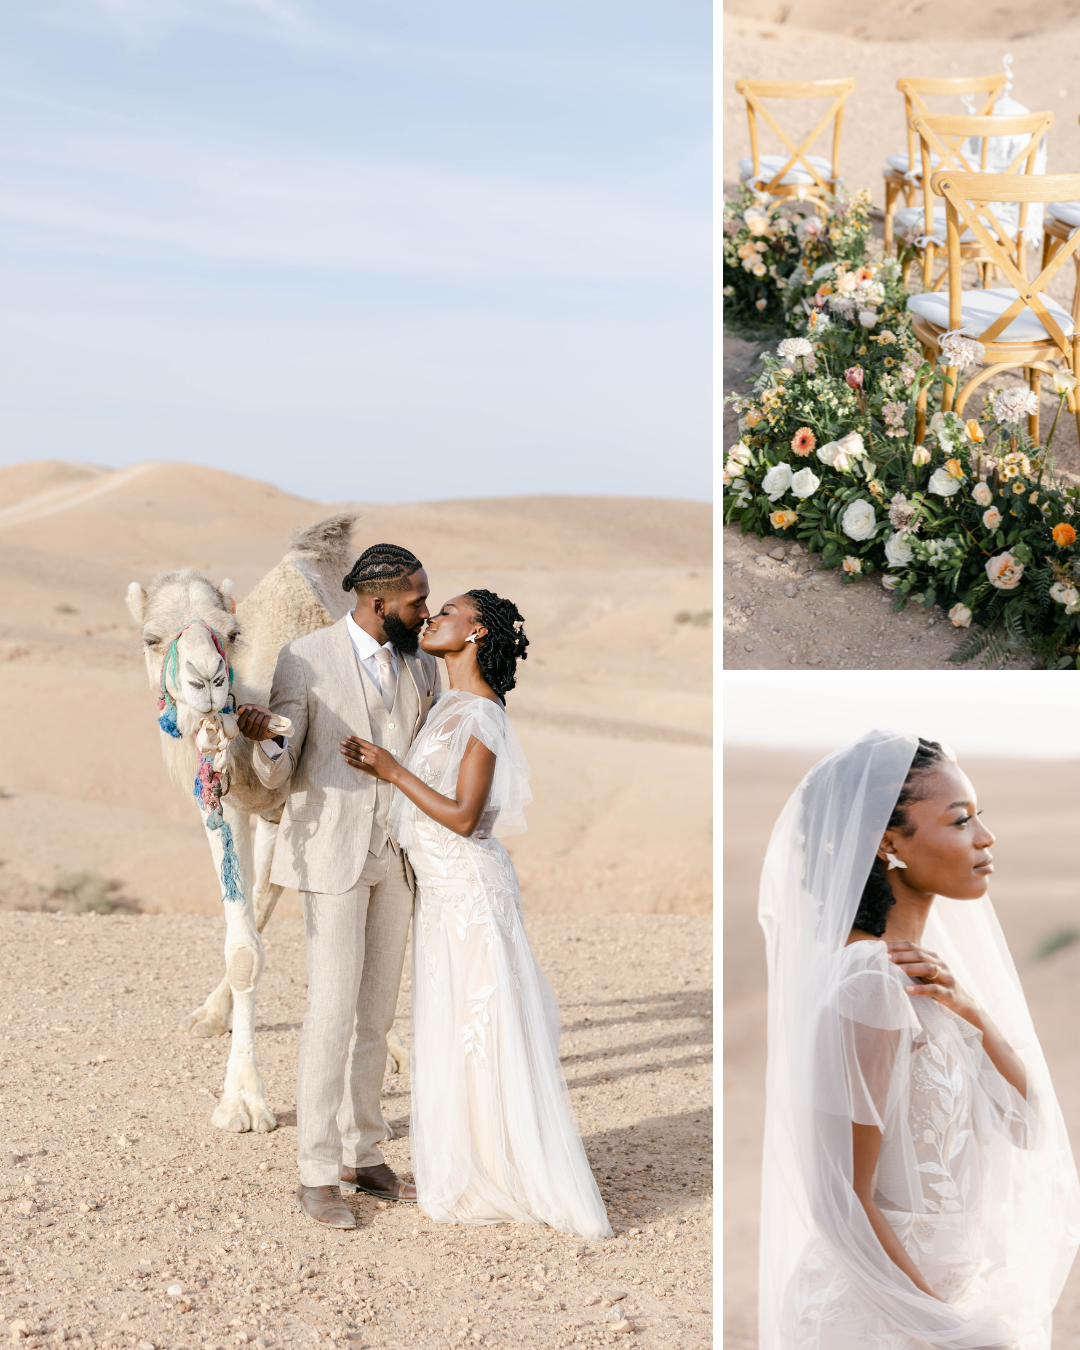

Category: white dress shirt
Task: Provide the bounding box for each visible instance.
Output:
[261,612,398,761]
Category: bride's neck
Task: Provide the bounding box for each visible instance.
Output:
[443,648,498,700]
[882,888,936,945]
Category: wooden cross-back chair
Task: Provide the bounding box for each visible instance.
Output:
[734,78,856,210]
[1041,115,1080,326]
[899,110,1053,293]
[883,76,1007,255]
[907,170,1080,445]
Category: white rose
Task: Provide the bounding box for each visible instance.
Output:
[1050,581,1080,612]
[761,462,794,501]
[836,431,867,460]
[928,467,961,497]
[833,452,851,473]
[841,498,878,541]
[972,481,993,507]
[858,310,877,328]
[948,603,973,628]
[790,467,821,499]
[884,531,915,569]
[816,440,842,467]
[881,575,900,591]
[727,441,752,469]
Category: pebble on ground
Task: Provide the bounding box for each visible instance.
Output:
[0,912,712,1350]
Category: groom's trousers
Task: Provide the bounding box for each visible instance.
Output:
[296,845,413,1187]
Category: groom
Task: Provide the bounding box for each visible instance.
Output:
[236,543,437,1230]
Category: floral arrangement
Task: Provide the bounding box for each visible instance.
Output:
[721,186,907,335]
[724,326,1080,668]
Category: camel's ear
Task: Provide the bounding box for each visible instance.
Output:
[219,578,236,615]
[125,582,146,625]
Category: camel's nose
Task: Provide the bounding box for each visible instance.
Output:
[182,654,230,711]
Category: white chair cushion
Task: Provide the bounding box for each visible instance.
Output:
[738,153,833,186]
[907,287,1075,342]
[884,151,941,175]
[893,202,1020,244]
[1046,201,1080,228]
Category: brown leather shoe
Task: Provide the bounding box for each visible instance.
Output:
[340,1162,416,1202]
[294,1184,356,1229]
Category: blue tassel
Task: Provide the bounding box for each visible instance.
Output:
[158,706,181,738]
[204,807,245,904]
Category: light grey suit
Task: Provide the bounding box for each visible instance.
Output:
[253,617,438,1184]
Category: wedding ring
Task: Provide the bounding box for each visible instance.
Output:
[927,963,940,980]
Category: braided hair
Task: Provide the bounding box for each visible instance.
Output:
[465,589,529,701]
[853,738,948,937]
[342,544,423,596]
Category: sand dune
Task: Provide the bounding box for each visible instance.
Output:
[723,745,1080,1347]
[0,460,712,918]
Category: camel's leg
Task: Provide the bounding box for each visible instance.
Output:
[207,803,276,1134]
[180,811,282,1037]
[252,812,284,934]
[180,968,233,1038]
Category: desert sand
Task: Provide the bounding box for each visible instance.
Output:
[0,911,712,1350]
[0,459,714,1348]
[723,745,1080,1348]
[722,8,1080,669]
[0,460,711,917]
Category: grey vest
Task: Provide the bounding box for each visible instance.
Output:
[353,651,419,856]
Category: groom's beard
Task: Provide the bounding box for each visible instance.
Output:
[383,611,421,655]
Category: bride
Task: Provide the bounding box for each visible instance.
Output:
[759,730,1080,1350]
[340,588,611,1239]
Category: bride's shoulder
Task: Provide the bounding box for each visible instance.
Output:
[830,940,916,1025]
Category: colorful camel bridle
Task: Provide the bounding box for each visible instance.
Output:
[154,618,243,904]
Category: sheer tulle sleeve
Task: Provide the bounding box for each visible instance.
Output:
[833,945,918,1129]
[465,699,533,838]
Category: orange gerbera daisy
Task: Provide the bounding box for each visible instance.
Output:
[1052,522,1077,546]
[855,267,874,282]
[791,427,816,457]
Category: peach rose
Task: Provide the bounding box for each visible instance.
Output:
[1052,522,1078,546]
[770,509,798,530]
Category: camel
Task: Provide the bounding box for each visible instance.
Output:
[126,515,405,1134]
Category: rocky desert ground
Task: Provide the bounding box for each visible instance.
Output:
[0,461,713,1349]
[722,5,1080,670]
[724,745,1080,1349]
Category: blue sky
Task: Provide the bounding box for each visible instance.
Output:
[0,1,710,503]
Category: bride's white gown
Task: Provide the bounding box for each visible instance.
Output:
[388,689,612,1239]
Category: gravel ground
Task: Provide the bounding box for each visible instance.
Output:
[0,912,712,1350]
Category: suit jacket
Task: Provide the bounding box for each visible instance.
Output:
[252,616,438,894]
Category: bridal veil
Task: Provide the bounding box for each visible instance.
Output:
[758,730,1080,1349]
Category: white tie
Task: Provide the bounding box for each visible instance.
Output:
[374,647,396,712]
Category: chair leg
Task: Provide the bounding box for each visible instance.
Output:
[915,345,934,443]
[884,179,899,256]
[922,244,935,292]
[942,364,959,415]
[1028,367,1041,445]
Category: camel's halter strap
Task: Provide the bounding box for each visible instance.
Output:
[153,618,243,904]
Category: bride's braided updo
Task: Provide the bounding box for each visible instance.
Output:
[465,589,529,701]
[853,738,948,937]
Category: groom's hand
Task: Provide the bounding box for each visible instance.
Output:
[236,704,275,741]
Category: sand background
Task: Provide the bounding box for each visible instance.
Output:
[723,745,1080,1347]
[0,460,711,919]
[722,5,1080,669]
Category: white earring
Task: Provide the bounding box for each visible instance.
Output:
[885,852,908,870]
[465,633,478,644]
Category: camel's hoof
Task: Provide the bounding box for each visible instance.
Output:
[211,1095,277,1135]
[180,1008,230,1038]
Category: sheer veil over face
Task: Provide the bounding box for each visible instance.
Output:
[758,730,1080,1350]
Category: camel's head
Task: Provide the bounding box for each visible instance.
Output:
[126,569,240,733]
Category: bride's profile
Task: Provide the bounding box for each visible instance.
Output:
[758,730,1080,1349]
